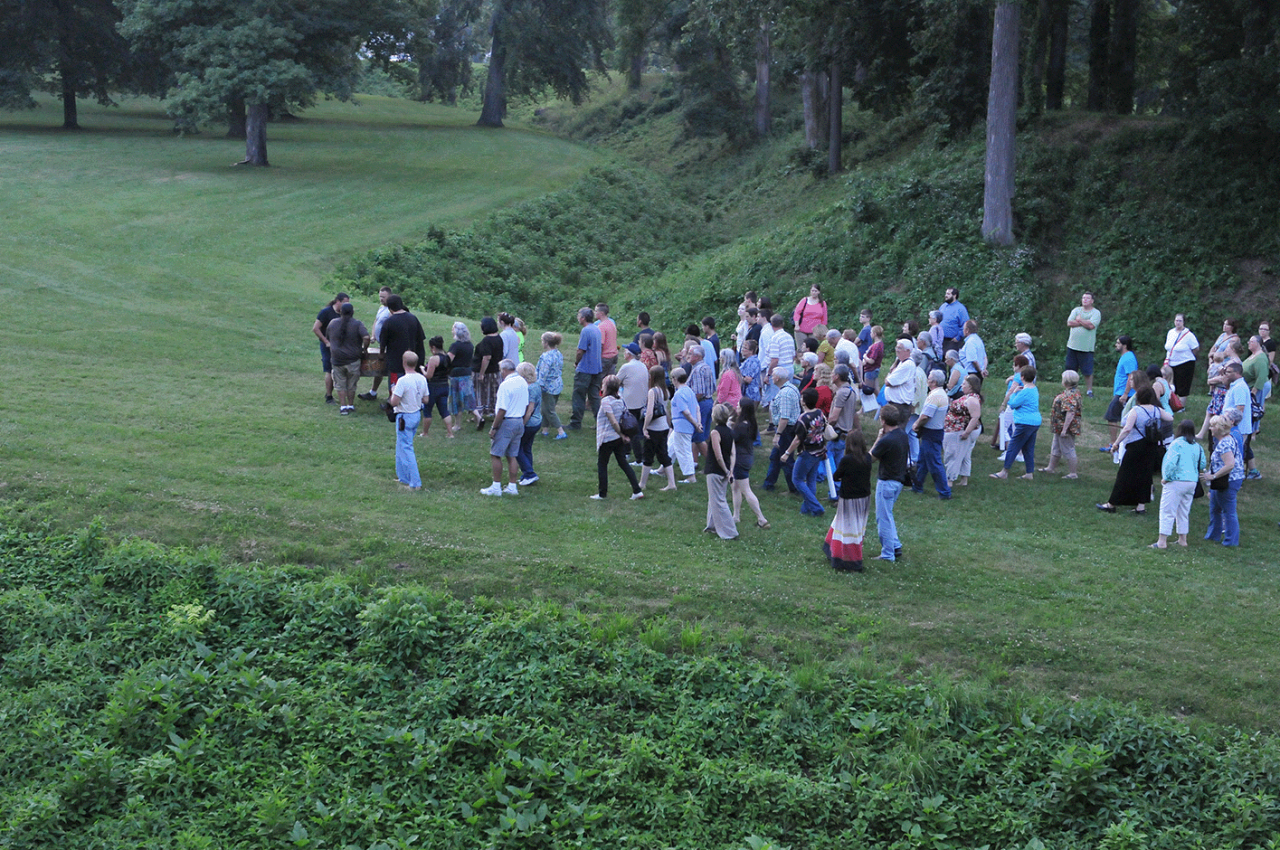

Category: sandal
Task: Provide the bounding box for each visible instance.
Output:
[756,519,770,529]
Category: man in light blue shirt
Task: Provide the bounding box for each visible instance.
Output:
[1223,361,1252,435]
[959,320,988,378]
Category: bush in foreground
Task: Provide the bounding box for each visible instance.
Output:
[2,514,1279,848]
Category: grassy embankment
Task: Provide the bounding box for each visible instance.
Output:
[2,92,1278,731]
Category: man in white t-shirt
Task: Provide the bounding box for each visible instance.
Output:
[388,350,427,490]
[482,360,530,496]
[884,339,920,465]
[360,286,393,401]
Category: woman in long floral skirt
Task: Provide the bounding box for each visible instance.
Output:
[824,429,873,572]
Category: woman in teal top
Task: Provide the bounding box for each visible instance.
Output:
[1152,420,1206,549]
[991,366,1040,480]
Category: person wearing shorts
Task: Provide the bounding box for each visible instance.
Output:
[1065,291,1101,396]
[480,360,528,496]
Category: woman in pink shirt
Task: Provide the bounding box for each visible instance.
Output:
[716,349,743,407]
[792,284,829,346]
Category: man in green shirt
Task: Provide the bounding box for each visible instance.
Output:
[1065,292,1102,397]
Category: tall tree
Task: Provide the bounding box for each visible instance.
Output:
[0,0,141,128]
[411,0,482,104]
[476,0,612,127]
[983,0,1019,246]
[1086,0,1110,110]
[616,0,676,89]
[119,0,428,164]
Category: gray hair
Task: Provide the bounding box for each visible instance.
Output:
[929,310,943,323]
[895,339,913,352]
[772,366,792,381]
[834,365,852,383]
[834,350,851,365]
[917,332,932,344]
[452,321,471,342]
[802,352,819,366]
[1224,406,1243,425]
[929,369,945,385]
[498,359,516,372]
[944,349,959,363]
[577,307,594,323]
[826,329,841,341]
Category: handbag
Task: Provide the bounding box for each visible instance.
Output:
[824,422,839,442]
[1193,481,1206,499]
[618,407,640,437]
[1209,473,1229,491]
[1169,391,1185,413]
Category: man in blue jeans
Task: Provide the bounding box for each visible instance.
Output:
[871,404,910,561]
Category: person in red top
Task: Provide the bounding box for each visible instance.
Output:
[595,302,619,377]
[792,284,829,348]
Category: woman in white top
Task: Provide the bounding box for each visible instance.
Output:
[1163,313,1200,397]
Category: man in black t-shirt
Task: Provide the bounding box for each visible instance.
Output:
[312,292,350,404]
[871,404,910,562]
[379,294,426,387]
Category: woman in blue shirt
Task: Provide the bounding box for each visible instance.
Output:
[1152,419,1205,549]
[991,366,1041,480]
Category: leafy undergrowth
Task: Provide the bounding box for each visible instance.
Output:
[331,163,718,328]
[4,516,1280,849]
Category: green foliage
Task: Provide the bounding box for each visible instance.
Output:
[333,163,717,326]
[5,520,1280,847]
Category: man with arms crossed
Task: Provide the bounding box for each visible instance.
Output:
[1065,292,1101,397]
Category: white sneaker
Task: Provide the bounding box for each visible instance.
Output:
[479,483,502,496]
[589,494,605,500]
[630,491,645,500]
[504,483,518,496]
[518,475,539,486]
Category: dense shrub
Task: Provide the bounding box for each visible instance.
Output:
[3,518,1280,848]
[332,164,717,329]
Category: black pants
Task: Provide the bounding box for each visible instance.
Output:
[644,429,672,468]
[1171,360,1195,397]
[598,438,641,497]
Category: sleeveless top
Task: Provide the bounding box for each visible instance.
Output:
[704,424,736,476]
[426,352,451,385]
[944,393,978,433]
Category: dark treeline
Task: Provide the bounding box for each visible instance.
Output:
[2,0,1276,164]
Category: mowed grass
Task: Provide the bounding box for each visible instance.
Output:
[2,95,1278,730]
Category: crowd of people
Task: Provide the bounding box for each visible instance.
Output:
[313,286,1274,569]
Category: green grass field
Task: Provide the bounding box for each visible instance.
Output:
[2,95,1277,731]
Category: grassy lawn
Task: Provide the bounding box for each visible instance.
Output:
[2,95,1277,731]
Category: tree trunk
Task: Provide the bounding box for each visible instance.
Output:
[241,102,269,166]
[627,49,643,90]
[1087,0,1110,111]
[800,70,822,149]
[827,59,842,175]
[753,20,771,137]
[1026,0,1050,115]
[1107,0,1138,114]
[1046,0,1068,110]
[983,1,1019,247]
[1242,0,1274,58]
[226,95,247,139]
[478,11,507,128]
[60,66,79,130]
